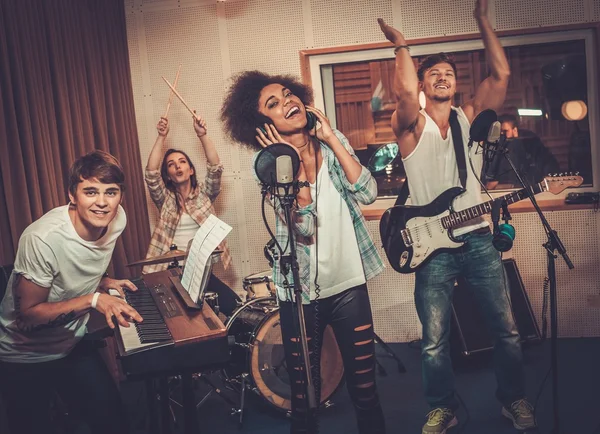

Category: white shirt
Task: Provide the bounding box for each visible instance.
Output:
[308,161,366,299]
[0,204,126,363]
[172,212,200,252]
[402,107,489,236]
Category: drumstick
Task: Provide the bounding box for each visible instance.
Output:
[161,76,198,120]
[163,64,182,118]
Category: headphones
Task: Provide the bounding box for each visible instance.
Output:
[491,199,515,252]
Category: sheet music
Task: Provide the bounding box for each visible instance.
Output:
[181,214,232,303]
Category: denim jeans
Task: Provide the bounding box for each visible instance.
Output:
[414,230,525,410]
[0,339,129,434]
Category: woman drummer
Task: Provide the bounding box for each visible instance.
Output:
[221,71,386,434]
[143,113,239,315]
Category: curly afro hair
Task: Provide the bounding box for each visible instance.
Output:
[220,70,314,152]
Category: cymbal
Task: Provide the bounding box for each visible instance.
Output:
[127,250,187,267]
[126,249,224,267]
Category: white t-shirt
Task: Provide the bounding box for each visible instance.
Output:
[308,161,366,299]
[172,212,200,252]
[402,107,489,236]
[0,204,126,363]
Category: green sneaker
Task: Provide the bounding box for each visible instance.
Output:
[422,408,458,434]
[501,399,536,430]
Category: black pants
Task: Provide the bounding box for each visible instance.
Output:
[208,273,241,317]
[279,284,385,434]
[0,340,128,434]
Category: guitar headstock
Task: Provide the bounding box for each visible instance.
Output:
[544,172,584,195]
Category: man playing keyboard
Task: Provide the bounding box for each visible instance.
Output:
[0,150,142,434]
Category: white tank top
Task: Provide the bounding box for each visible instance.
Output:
[402,107,488,236]
[172,212,200,251]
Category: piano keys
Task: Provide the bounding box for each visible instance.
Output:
[113,268,229,379]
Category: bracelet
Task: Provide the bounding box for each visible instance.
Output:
[297,181,310,188]
[394,45,410,55]
[91,292,100,310]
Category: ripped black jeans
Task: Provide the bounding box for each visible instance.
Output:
[279,284,386,434]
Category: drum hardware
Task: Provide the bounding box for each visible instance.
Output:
[166,372,241,426]
[222,296,344,426]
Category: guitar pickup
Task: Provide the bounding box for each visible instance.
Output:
[400,228,413,246]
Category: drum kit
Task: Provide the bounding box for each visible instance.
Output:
[127,251,345,424]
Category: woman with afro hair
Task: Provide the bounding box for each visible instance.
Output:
[221,70,386,434]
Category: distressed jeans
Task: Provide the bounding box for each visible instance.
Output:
[414,230,525,410]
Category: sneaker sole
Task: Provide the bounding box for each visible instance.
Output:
[422,416,458,434]
[501,407,536,430]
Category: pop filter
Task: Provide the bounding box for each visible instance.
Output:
[254,143,301,186]
[469,109,497,142]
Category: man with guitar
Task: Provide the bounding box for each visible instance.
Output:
[378,1,536,432]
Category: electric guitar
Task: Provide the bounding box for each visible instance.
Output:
[380,175,583,274]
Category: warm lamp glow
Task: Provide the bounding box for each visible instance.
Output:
[561,100,587,121]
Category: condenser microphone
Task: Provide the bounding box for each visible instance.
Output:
[483,120,502,163]
[275,154,294,196]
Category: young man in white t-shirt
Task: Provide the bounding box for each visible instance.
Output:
[0,151,142,434]
[379,1,535,433]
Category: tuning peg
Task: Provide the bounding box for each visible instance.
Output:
[576,171,580,176]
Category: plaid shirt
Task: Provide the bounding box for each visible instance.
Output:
[143,163,231,274]
[255,130,385,303]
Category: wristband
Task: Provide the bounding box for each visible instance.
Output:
[91,292,100,310]
[394,45,410,55]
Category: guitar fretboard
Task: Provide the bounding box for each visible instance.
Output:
[441,182,544,229]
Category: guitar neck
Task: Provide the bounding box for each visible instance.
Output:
[442,181,545,229]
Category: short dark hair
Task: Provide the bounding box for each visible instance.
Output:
[160,149,198,213]
[68,150,125,196]
[417,53,458,81]
[499,113,519,129]
[220,70,314,151]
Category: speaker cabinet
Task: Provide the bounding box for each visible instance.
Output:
[450,259,541,357]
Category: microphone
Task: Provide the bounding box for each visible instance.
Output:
[491,198,515,252]
[468,109,497,148]
[254,143,301,197]
[276,154,294,196]
[483,120,503,163]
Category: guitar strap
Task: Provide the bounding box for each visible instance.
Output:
[394,108,466,207]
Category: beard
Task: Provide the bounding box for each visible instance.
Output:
[432,94,452,102]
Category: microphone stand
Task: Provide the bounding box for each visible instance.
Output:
[268,183,318,429]
[498,147,573,434]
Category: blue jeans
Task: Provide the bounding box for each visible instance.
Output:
[414,230,525,410]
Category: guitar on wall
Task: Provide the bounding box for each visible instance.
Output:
[380,174,583,274]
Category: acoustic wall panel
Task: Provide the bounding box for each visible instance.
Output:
[495,0,587,30]
[241,179,278,281]
[310,0,394,48]
[397,0,480,40]
[224,0,305,76]
[143,5,234,171]
[510,210,600,338]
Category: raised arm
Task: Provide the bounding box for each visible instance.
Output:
[462,0,511,122]
[147,117,169,171]
[194,114,223,202]
[378,18,422,157]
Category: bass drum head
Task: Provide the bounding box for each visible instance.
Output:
[249,310,344,412]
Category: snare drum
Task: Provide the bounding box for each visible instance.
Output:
[242,270,276,300]
[224,297,344,412]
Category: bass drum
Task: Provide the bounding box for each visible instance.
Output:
[225,297,344,412]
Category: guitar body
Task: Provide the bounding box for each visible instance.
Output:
[379,174,582,274]
[380,187,466,273]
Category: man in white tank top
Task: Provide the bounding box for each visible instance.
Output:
[379,1,535,432]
